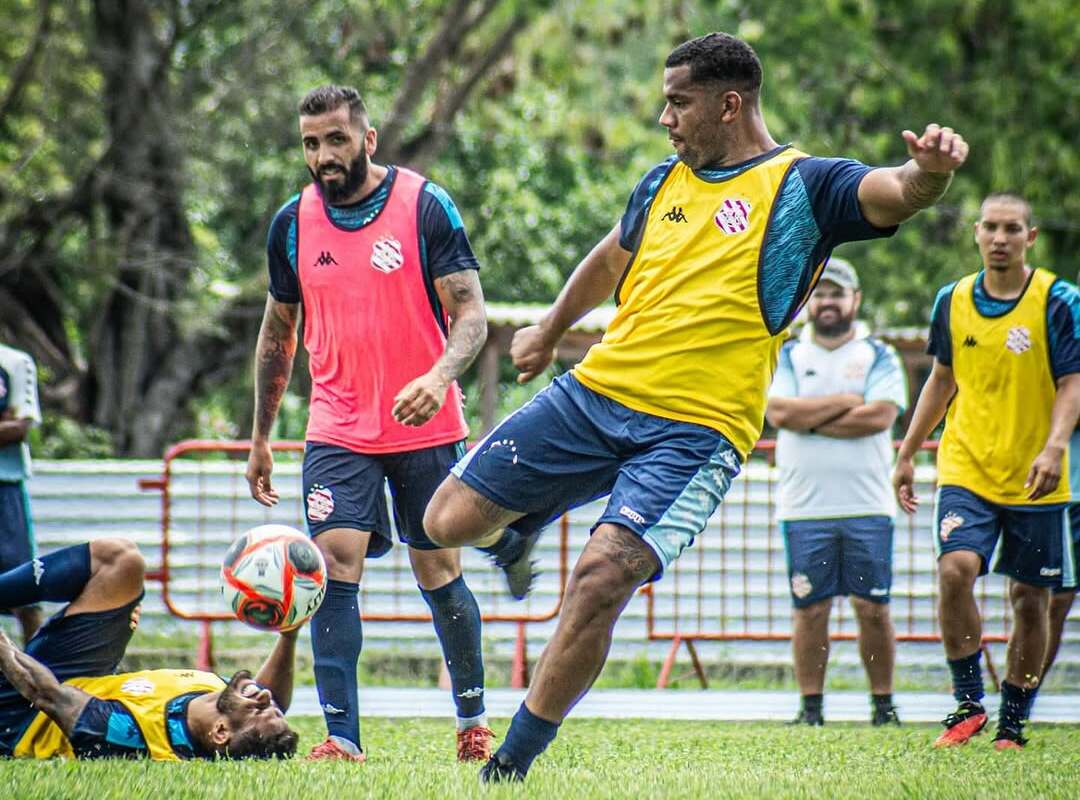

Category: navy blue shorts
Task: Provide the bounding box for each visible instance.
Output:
[0,594,143,755]
[451,373,742,578]
[302,440,466,558]
[781,516,894,607]
[935,485,1076,589]
[0,481,35,575]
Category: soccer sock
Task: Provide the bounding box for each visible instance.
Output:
[998,681,1035,731]
[420,574,486,723]
[0,543,91,609]
[801,693,824,718]
[947,650,985,704]
[871,693,894,711]
[477,528,525,565]
[311,579,364,749]
[495,703,560,775]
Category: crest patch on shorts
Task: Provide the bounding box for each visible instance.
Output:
[938,511,965,541]
[307,483,335,522]
[791,572,812,599]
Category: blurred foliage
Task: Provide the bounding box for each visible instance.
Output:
[1,0,1077,453]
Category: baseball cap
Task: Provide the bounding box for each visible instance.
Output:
[818,257,859,291]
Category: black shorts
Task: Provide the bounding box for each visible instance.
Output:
[302,440,466,558]
[0,594,142,755]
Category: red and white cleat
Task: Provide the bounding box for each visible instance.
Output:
[933,702,987,748]
[306,737,367,762]
[457,726,495,762]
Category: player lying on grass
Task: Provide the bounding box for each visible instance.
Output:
[0,538,299,760]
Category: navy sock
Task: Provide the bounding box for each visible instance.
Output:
[311,579,363,748]
[495,703,560,775]
[420,574,485,720]
[0,543,91,609]
[477,528,524,565]
[801,694,824,717]
[948,651,985,704]
[872,693,894,711]
[999,681,1035,730]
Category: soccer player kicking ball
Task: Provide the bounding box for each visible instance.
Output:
[0,539,299,760]
[894,193,1080,750]
[423,31,968,782]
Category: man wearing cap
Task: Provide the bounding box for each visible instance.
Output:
[766,258,908,726]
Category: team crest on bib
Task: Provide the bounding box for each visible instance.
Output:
[307,484,335,522]
[370,234,404,274]
[714,198,752,235]
[1005,326,1032,354]
[120,677,155,696]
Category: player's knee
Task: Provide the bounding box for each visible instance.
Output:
[795,598,832,625]
[423,480,475,548]
[851,596,890,625]
[1009,581,1049,622]
[937,556,978,594]
[571,550,640,613]
[91,538,145,579]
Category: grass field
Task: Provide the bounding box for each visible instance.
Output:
[3,717,1079,799]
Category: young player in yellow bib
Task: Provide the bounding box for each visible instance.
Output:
[0,539,299,760]
[422,32,969,782]
[894,193,1080,750]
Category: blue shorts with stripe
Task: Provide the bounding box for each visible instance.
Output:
[0,481,35,575]
[781,516,893,608]
[1054,503,1080,594]
[451,372,742,579]
[302,440,466,558]
[934,485,1076,589]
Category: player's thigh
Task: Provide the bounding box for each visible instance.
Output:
[599,424,741,581]
[303,442,392,563]
[933,485,1002,576]
[838,516,893,602]
[451,374,624,524]
[998,505,1075,589]
[0,481,35,575]
[782,519,842,607]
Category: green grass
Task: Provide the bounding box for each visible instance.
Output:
[3,717,1079,799]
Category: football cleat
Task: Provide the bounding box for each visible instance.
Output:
[993,725,1028,751]
[457,725,495,762]
[479,752,526,783]
[871,705,901,726]
[787,709,825,727]
[933,701,987,747]
[306,737,367,762]
[491,531,540,600]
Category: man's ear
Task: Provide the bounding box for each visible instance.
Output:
[211,718,231,748]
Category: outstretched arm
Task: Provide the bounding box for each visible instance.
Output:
[253,628,299,713]
[512,223,631,383]
[857,124,969,228]
[245,296,299,506]
[0,629,92,736]
[392,269,488,427]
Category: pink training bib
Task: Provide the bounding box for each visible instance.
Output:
[297,168,468,453]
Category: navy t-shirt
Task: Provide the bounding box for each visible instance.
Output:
[619,148,897,332]
[266,166,479,304]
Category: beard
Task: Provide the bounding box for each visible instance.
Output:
[216,670,253,714]
[810,310,855,338]
[311,153,368,204]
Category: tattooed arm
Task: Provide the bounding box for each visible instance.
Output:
[392,269,488,427]
[245,295,300,506]
[0,629,92,737]
[857,123,969,228]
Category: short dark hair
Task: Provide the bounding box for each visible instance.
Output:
[298,85,368,125]
[980,191,1033,226]
[665,33,763,94]
[224,724,300,760]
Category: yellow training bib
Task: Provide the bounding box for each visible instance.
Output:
[937,268,1069,505]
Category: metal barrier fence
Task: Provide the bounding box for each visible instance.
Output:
[137,440,569,685]
[645,441,1012,688]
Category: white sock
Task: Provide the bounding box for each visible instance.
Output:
[457,713,489,731]
[329,734,362,754]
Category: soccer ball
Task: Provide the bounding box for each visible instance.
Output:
[220,524,327,631]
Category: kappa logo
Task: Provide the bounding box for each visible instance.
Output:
[714,198,752,235]
[661,205,688,223]
[457,687,484,699]
[718,449,740,472]
[306,483,335,522]
[370,234,404,273]
[962,335,978,348]
[1005,326,1032,354]
[618,505,646,525]
[322,703,345,715]
[791,572,812,599]
[938,511,965,541]
[120,677,155,696]
[31,558,44,585]
[313,251,338,267]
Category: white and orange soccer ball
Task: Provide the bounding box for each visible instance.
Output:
[220,524,327,631]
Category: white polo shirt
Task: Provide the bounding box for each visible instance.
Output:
[769,333,907,520]
[0,343,41,481]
